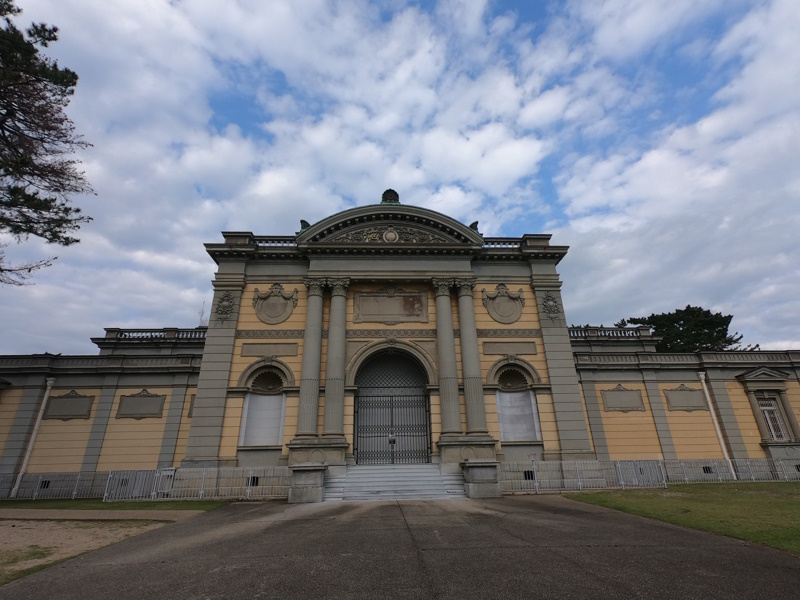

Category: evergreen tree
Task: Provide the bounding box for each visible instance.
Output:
[0,0,92,285]
[626,305,759,352]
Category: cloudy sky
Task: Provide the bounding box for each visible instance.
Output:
[1,0,798,354]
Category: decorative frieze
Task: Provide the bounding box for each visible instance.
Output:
[482,284,525,324]
[476,328,541,338]
[253,284,298,325]
[330,224,451,245]
[237,329,308,339]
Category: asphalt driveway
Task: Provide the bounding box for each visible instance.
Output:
[2,495,799,599]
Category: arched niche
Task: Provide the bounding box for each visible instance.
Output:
[236,357,296,390]
[486,356,542,389]
[345,340,437,387]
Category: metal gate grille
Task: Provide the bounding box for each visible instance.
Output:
[354,352,430,464]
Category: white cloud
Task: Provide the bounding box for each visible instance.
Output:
[1,0,798,355]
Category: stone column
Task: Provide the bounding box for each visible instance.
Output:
[296,277,327,437]
[323,278,349,437]
[433,278,462,435]
[455,279,489,435]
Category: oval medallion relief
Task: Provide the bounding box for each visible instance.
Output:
[253,284,298,325]
[482,284,525,324]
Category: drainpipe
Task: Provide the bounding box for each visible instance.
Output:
[10,377,55,498]
[697,371,736,480]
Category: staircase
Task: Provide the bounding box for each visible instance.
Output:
[324,464,467,501]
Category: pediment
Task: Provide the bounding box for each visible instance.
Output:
[296,204,484,252]
[736,366,789,383]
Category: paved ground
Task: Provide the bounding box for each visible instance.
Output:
[1,495,799,599]
[0,508,203,521]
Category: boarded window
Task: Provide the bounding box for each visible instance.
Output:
[239,393,285,447]
[496,390,541,442]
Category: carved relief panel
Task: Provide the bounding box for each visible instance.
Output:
[353,286,429,325]
[482,283,525,324]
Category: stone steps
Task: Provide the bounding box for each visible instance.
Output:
[324,464,466,501]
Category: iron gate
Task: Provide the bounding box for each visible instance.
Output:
[355,387,430,464]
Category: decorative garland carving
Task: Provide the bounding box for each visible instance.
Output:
[541,291,561,321]
[215,291,235,322]
[482,284,525,324]
[330,224,451,245]
[253,284,298,325]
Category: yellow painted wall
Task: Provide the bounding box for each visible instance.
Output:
[658,383,723,459]
[283,394,299,454]
[219,396,243,461]
[27,388,101,473]
[0,387,24,455]
[95,387,172,471]
[726,382,768,459]
[597,382,663,460]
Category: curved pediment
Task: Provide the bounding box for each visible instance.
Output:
[296,204,484,252]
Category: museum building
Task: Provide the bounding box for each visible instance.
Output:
[1,190,800,501]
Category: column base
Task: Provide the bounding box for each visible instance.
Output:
[437,435,497,472]
[287,436,349,472]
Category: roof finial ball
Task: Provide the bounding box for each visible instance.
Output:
[381,189,400,204]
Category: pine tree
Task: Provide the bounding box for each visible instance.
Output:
[0,0,92,285]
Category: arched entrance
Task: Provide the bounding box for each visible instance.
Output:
[354,350,431,464]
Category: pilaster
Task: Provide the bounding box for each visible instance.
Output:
[533,281,595,459]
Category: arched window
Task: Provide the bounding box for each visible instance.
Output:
[493,364,542,442]
[239,367,287,448]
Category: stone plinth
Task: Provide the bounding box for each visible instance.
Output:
[461,459,501,498]
[288,463,327,503]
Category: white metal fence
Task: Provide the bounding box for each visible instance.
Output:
[500,458,800,493]
[103,466,292,501]
[2,458,800,501]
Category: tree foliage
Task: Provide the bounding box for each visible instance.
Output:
[0,0,92,284]
[617,305,759,352]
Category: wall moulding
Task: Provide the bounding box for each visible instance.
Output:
[664,384,708,412]
[600,384,645,412]
[116,389,166,419]
[44,390,94,420]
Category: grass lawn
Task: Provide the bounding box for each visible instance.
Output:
[566,482,800,556]
[0,498,229,511]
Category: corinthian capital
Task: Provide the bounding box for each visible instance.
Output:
[327,277,351,297]
[454,278,476,297]
[303,277,327,297]
[432,278,454,297]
